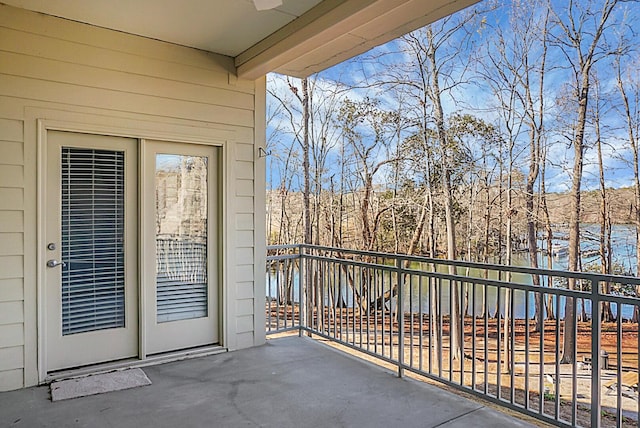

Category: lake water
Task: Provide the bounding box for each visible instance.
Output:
[534,224,637,274]
[267,224,638,320]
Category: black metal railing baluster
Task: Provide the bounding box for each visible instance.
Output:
[266,245,640,428]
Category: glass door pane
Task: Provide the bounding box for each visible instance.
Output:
[61,147,125,335]
[155,154,208,323]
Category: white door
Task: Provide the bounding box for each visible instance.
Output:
[45,131,138,371]
[143,141,219,355]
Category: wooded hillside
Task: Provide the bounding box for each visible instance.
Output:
[546,187,636,225]
[267,186,635,250]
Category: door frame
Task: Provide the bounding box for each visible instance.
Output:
[35,115,235,383]
[44,131,139,371]
[140,140,220,356]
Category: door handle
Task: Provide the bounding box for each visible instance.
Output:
[46,260,66,268]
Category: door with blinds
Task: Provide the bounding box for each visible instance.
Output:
[45,131,138,371]
[143,141,218,355]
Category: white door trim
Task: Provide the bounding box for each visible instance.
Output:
[140,140,220,357]
[44,131,139,371]
[34,112,233,383]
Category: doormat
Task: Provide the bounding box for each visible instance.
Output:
[50,368,151,401]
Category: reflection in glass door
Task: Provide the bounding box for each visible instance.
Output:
[155,154,208,323]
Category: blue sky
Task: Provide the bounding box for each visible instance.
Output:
[266,0,639,194]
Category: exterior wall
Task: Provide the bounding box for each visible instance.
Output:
[0,116,25,392]
[0,4,266,391]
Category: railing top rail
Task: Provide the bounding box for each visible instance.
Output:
[299,243,640,285]
[267,244,302,251]
[267,254,300,262]
[303,252,640,304]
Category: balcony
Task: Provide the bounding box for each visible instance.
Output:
[0,335,532,427]
[267,244,640,428]
[2,244,637,427]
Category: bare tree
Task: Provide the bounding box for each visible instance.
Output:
[424,20,466,361]
[338,98,398,251]
[539,143,556,319]
[592,72,615,320]
[615,54,640,320]
[268,74,348,247]
[267,75,306,245]
[550,0,621,364]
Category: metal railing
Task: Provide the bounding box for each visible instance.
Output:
[266,244,640,428]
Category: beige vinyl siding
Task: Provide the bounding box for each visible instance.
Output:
[236,213,255,230]
[0,4,265,390]
[0,279,23,303]
[0,212,23,232]
[237,282,255,300]
[0,323,23,348]
[0,189,23,211]
[235,209,257,309]
[234,139,258,349]
[0,257,23,281]
[0,370,23,392]
[0,113,25,391]
[0,234,23,256]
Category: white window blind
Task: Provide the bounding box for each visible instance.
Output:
[156,238,208,322]
[61,147,125,335]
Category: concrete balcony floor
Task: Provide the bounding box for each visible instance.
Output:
[0,336,536,427]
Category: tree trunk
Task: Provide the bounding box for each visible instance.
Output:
[302,78,311,245]
[540,146,555,320]
[526,134,542,331]
[556,0,620,365]
[616,58,640,320]
[561,81,588,364]
[427,25,460,361]
[594,89,614,320]
[504,162,513,373]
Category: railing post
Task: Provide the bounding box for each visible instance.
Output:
[397,256,404,378]
[299,244,305,337]
[590,278,601,428]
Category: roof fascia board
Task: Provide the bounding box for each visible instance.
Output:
[277,0,480,77]
[235,0,384,79]
[235,0,479,80]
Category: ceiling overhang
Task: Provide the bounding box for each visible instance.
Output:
[1,0,479,80]
[237,0,480,79]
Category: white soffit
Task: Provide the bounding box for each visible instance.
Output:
[0,0,322,57]
[2,0,479,79]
